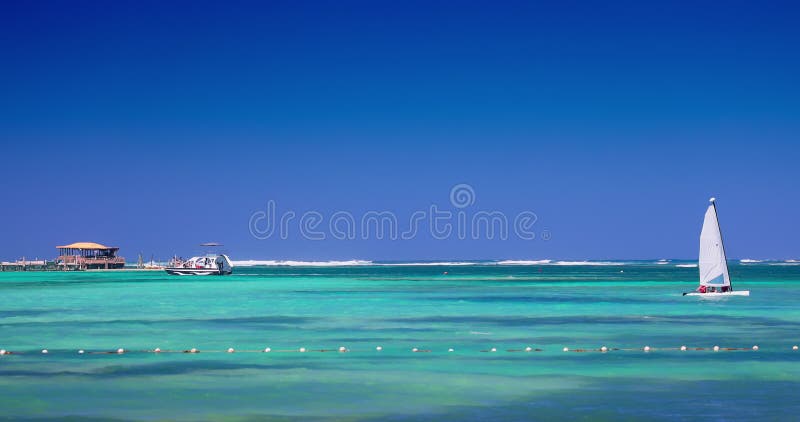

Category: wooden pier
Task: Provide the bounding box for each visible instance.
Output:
[0,260,60,272]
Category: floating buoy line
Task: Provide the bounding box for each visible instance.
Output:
[0,344,797,357]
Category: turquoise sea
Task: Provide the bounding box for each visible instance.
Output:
[1,261,799,421]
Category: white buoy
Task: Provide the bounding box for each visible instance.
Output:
[752,345,759,351]
[600,346,608,352]
[376,346,383,351]
[563,347,569,352]
[525,346,532,352]
[264,347,271,353]
[154,348,161,353]
[117,348,125,354]
[448,348,454,352]
[713,345,720,352]
[299,347,306,353]
[680,345,687,351]
[793,345,798,351]
[490,347,497,352]
[227,347,235,353]
[412,347,418,352]
[78,349,85,354]
[0,349,6,355]
[643,346,651,352]
[339,346,347,352]
[41,349,48,354]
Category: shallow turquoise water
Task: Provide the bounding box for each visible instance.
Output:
[1,262,799,420]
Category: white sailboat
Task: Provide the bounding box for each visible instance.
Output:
[684,198,749,296]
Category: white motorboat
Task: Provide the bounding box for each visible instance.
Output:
[165,243,234,276]
[684,198,749,297]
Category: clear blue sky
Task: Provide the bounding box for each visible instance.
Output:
[1,1,798,261]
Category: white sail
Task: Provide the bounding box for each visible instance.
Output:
[699,200,730,287]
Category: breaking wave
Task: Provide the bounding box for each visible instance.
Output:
[376,262,479,266]
[551,261,625,266]
[497,260,553,265]
[230,259,779,268]
[231,260,373,267]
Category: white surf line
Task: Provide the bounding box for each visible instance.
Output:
[0,344,790,356]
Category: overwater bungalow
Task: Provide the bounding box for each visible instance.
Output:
[56,242,125,270]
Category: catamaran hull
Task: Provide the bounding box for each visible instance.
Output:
[684,291,750,297]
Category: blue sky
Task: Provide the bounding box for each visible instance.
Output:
[1,1,798,261]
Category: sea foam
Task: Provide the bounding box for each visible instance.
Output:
[376,262,479,266]
[497,260,552,265]
[552,261,625,266]
[231,260,373,267]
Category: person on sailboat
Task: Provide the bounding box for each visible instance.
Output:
[696,285,707,293]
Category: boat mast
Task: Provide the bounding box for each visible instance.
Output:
[710,197,732,290]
